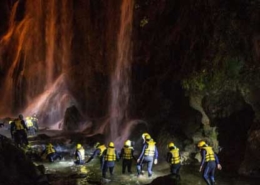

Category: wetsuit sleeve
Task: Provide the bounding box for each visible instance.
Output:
[214,153,220,164]
[102,149,107,161]
[154,146,158,159]
[166,152,171,163]
[200,150,206,167]
[132,149,137,160]
[86,148,100,163]
[137,144,147,160]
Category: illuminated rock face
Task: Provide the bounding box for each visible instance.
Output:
[0,0,121,129]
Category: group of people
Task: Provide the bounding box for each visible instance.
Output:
[9,114,39,147]
[73,132,221,185]
[8,115,221,185]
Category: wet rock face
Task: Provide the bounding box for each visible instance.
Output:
[0,135,41,185]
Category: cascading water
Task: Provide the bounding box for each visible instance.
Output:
[109,0,134,144]
[0,0,74,127]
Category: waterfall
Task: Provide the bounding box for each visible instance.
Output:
[109,0,134,142]
[0,0,73,126]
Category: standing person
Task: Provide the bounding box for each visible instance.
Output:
[167,142,181,181]
[137,134,158,178]
[25,116,37,136]
[31,113,39,131]
[10,114,29,147]
[120,140,136,174]
[74,143,85,165]
[86,142,106,169]
[41,143,62,162]
[102,142,119,178]
[197,141,222,185]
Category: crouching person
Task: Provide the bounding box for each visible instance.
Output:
[41,143,62,162]
[102,142,119,178]
[75,143,85,165]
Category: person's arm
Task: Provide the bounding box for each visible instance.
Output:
[154,146,158,164]
[166,152,171,163]
[131,148,137,160]
[154,146,158,159]
[101,149,107,164]
[214,153,222,170]
[137,144,147,163]
[86,148,99,163]
[199,150,206,172]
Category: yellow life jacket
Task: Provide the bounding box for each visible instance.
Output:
[98,145,106,157]
[105,148,116,161]
[14,120,25,130]
[123,147,133,159]
[77,147,85,160]
[203,146,215,162]
[144,141,156,156]
[26,117,34,127]
[170,148,180,164]
[46,145,55,155]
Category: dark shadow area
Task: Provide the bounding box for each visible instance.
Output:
[216,104,254,174]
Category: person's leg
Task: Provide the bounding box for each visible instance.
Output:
[203,164,211,185]
[14,132,20,146]
[47,153,54,162]
[176,164,181,180]
[127,160,132,173]
[52,152,62,161]
[136,162,142,176]
[109,165,114,176]
[102,163,108,178]
[147,159,153,177]
[122,160,126,174]
[100,157,103,170]
[22,130,28,145]
[31,128,36,135]
[209,162,216,185]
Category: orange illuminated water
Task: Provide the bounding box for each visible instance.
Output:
[0,0,73,127]
[109,0,134,146]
